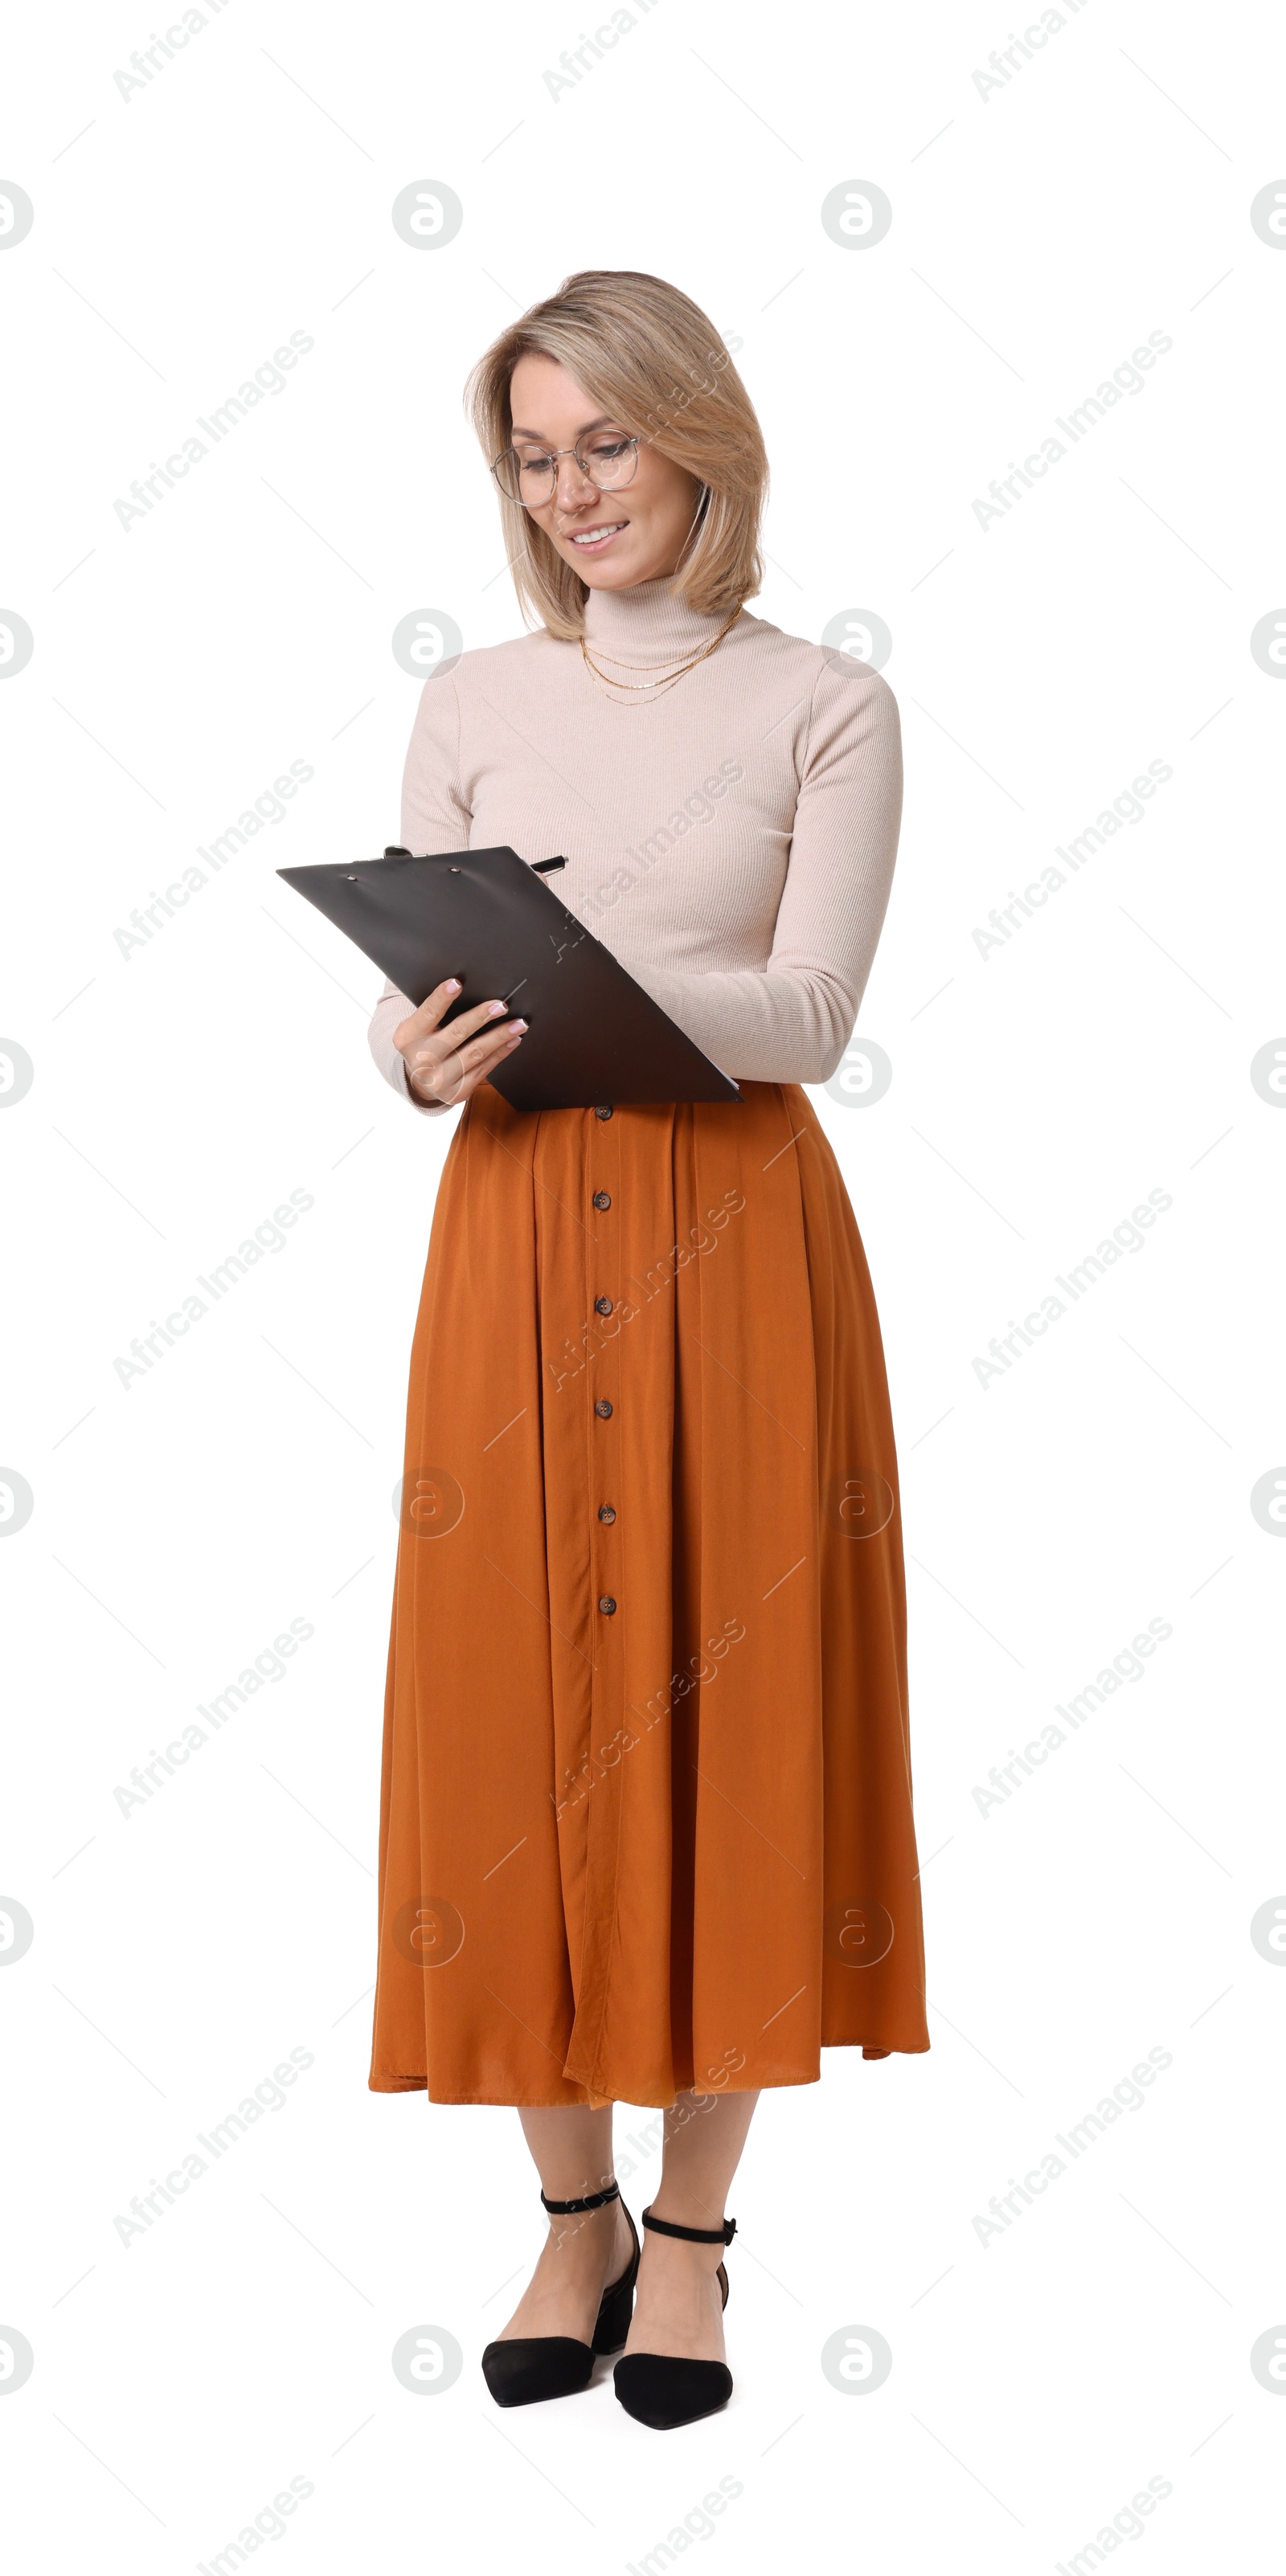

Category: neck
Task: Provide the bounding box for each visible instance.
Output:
[581,576,735,665]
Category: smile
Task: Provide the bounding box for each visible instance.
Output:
[568,521,628,550]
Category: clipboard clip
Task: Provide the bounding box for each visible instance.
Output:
[379,845,567,875]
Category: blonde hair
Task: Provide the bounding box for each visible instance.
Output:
[465,270,768,640]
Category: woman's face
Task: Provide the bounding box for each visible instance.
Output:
[506,353,703,591]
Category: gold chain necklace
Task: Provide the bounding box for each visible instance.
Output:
[586,616,735,673]
[579,604,741,704]
[580,657,711,708]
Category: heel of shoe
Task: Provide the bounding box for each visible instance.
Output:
[591,2202,640,2353]
[592,2268,635,2353]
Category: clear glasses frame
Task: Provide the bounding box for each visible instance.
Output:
[489,432,645,508]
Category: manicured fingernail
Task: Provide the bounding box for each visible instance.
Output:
[488,1000,506,1016]
[445,977,461,992]
[510,1018,527,1032]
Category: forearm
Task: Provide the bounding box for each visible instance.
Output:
[623,661,902,1086]
[624,959,858,1085]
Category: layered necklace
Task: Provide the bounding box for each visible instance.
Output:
[579,602,742,707]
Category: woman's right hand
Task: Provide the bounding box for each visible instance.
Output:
[393,981,526,1107]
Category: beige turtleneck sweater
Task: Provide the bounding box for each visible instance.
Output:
[368,579,903,1114]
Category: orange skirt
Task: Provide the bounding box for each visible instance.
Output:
[369,1080,928,2108]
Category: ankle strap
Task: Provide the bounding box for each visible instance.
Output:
[642,2206,736,2247]
[540,2180,620,2216]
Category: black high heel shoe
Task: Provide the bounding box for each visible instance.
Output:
[481,2181,640,2408]
[612,2208,737,2430]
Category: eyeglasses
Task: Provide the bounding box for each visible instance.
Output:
[490,431,644,508]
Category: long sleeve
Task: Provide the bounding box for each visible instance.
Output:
[367,676,471,1116]
[367,600,905,1111]
[620,661,902,1083]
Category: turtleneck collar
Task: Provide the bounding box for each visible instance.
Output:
[581,577,739,667]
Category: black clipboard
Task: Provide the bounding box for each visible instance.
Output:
[277,844,742,1112]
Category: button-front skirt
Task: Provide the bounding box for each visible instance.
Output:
[369,1079,929,2108]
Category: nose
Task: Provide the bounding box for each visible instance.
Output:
[551,448,597,515]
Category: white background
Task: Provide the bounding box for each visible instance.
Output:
[2,1,1284,2567]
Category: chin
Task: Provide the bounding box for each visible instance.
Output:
[565,551,647,588]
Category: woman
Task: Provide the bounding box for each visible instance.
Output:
[367,270,928,2431]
